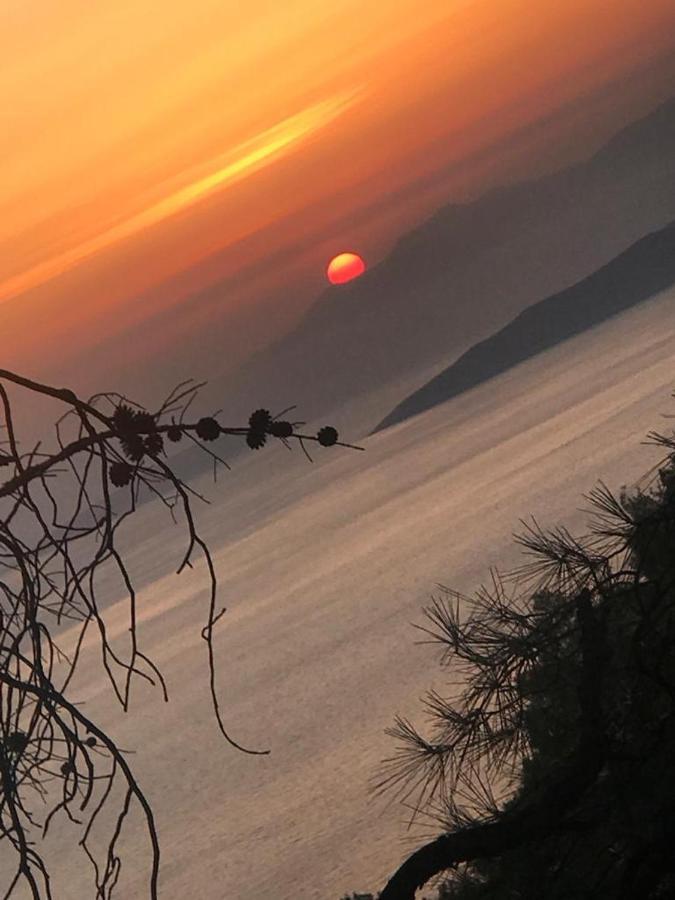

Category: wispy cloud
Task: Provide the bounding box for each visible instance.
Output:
[0,89,361,305]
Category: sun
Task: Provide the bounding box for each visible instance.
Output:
[326,251,366,285]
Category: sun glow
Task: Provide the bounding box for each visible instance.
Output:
[0,89,360,306]
[3,0,674,383]
[327,252,366,285]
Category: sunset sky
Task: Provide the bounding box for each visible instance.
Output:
[2,0,674,393]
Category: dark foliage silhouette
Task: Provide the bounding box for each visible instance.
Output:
[365,404,675,898]
[0,369,358,899]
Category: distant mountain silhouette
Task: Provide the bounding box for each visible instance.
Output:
[220,97,675,425]
[374,219,675,432]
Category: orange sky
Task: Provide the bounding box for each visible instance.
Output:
[2,0,674,391]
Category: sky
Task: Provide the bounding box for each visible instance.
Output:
[2,0,674,394]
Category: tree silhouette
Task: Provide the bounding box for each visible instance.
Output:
[0,369,358,899]
[374,411,675,899]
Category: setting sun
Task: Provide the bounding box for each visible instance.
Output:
[326,251,366,285]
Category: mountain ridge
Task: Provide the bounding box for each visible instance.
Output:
[374,219,675,432]
[218,97,675,427]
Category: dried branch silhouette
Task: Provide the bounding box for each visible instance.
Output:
[0,368,359,899]
[375,413,675,899]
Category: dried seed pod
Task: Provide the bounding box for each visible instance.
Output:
[110,461,133,487]
[248,408,272,433]
[317,426,338,447]
[143,431,164,456]
[269,420,293,438]
[195,417,221,441]
[246,429,267,450]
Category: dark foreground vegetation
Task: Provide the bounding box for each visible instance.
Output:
[0,369,356,898]
[349,404,675,898]
[4,365,675,899]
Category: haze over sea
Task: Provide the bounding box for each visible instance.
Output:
[14,284,673,898]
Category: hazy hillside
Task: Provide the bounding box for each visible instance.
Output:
[220,97,675,425]
[375,219,675,431]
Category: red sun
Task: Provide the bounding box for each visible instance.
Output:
[326,251,366,285]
